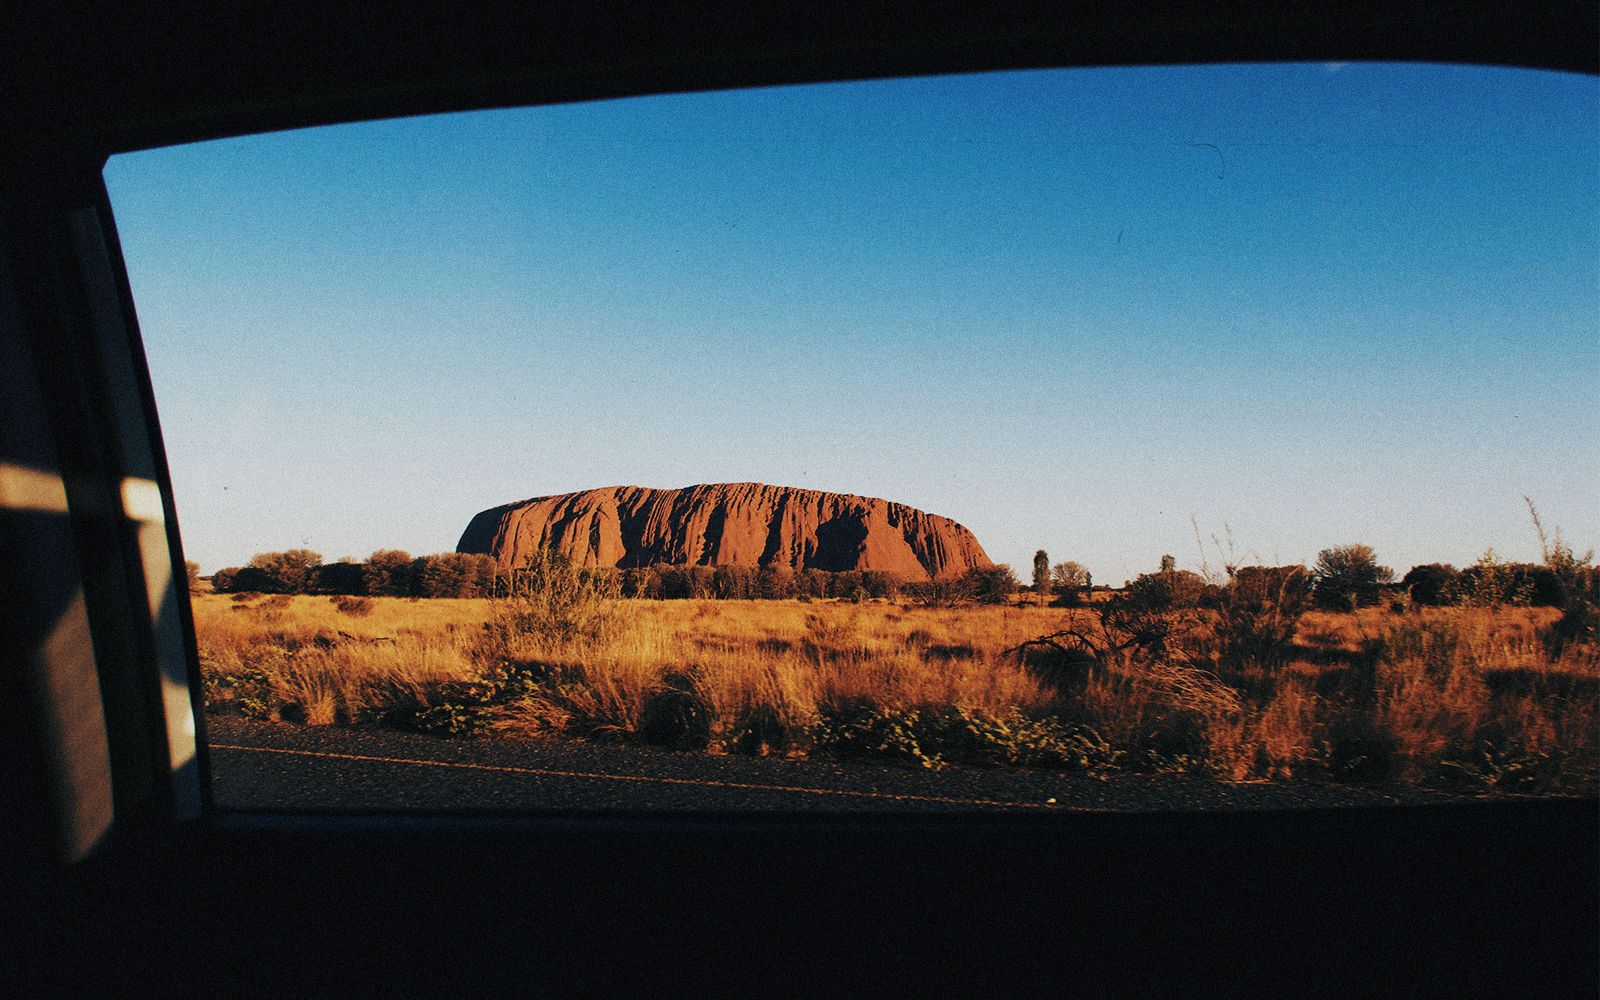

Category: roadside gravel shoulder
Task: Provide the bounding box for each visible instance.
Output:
[204,715,1506,813]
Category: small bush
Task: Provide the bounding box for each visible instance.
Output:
[813,705,1120,772]
[726,704,802,757]
[1317,712,1395,783]
[1401,564,1459,606]
[1523,500,1599,657]
[364,549,416,597]
[245,549,323,595]
[1312,544,1393,611]
[415,552,497,598]
[365,678,500,737]
[621,566,665,599]
[1211,565,1310,673]
[315,561,366,595]
[488,550,623,647]
[330,595,374,616]
[962,564,1020,604]
[1438,740,1562,792]
[1125,569,1216,610]
[638,673,712,749]
[1543,597,1597,657]
[905,576,975,608]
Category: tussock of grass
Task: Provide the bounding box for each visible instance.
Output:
[192,594,1598,793]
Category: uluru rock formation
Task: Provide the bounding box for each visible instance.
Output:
[457,483,993,580]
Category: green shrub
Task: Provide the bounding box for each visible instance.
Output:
[812,706,949,769]
[405,699,489,737]
[812,705,1120,772]
[201,664,276,717]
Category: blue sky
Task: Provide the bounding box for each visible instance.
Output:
[104,63,1597,582]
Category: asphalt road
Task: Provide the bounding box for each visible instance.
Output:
[204,715,1492,813]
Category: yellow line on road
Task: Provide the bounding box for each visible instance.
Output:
[210,743,1076,811]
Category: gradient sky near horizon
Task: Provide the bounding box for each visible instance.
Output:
[104,62,1598,582]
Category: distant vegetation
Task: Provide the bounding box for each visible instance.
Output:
[212,549,498,598]
[193,502,1597,793]
[194,591,1597,792]
[205,533,1598,617]
[207,548,1026,604]
[192,519,1597,794]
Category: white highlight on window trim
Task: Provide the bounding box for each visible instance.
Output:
[120,476,165,523]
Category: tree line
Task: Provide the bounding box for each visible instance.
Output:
[1020,542,1598,614]
[206,549,499,598]
[196,541,1597,611]
[198,548,1027,603]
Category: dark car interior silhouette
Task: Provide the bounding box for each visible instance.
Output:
[2,2,1595,996]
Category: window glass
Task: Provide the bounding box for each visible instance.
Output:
[105,64,1599,812]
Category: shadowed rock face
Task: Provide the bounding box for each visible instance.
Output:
[457,483,993,580]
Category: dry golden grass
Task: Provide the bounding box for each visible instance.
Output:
[193,593,1598,792]
[195,593,492,726]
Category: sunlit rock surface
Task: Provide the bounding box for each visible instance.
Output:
[457,483,993,580]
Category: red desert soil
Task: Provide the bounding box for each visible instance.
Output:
[457,482,993,579]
